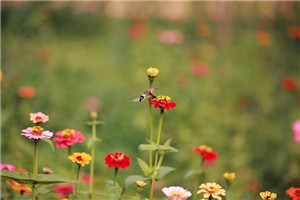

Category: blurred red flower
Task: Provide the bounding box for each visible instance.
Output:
[81,173,96,185]
[288,26,300,40]
[54,183,73,197]
[281,77,298,91]
[193,145,218,165]
[196,23,212,37]
[191,62,210,77]
[105,152,131,169]
[18,86,36,98]
[286,187,300,200]
[128,23,146,39]
[257,31,272,47]
[150,96,176,110]
[6,180,32,195]
[156,29,184,44]
[0,163,16,171]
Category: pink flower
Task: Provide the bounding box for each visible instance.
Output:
[30,112,49,124]
[191,62,210,77]
[54,183,73,197]
[80,173,96,185]
[156,29,184,44]
[53,129,85,148]
[162,186,192,200]
[292,120,300,144]
[21,126,53,140]
[0,163,16,171]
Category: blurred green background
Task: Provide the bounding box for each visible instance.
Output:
[1,1,300,199]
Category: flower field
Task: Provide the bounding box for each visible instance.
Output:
[1,2,300,200]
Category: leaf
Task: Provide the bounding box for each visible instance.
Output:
[87,137,102,149]
[136,158,151,176]
[184,169,203,180]
[41,138,55,151]
[158,144,178,153]
[163,138,172,146]
[155,166,175,180]
[138,144,158,152]
[35,174,80,185]
[86,121,106,126]
[1,171,33,185]
[78,190,106,197]
[125,175,149,187]
[105,180,122,200]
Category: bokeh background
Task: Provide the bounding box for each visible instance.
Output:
[1,1,300,199]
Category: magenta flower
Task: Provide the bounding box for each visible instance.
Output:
[162,186,192,200]
[54,183,73,197]
[21,126,53,140]
[80,173,96,185]
[292,120,300,143]
[0,163,16,171]
[30,112,49,124]
[52,129,85,148]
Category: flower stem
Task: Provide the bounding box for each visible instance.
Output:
[32,139,39,200]
[113,167,119,187]
[150,109,164,200]
[89,117,97,199]
[74,164,81,200]
[68,146,74,179]
[3,179,8,200]
[148,81,153,169]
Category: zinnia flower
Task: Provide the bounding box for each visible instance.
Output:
[21,126,53,140]
[223,172,236,184]
[288,26,300,40]
[197,183,225,200]
[68,152,92,167]
[162,186,192,200]
[6,180,32,195]
[0,163,16,171]
[81,173,96,185]
[292,120,300,144]
[147,67,159,78]
[193,145,218,164]
[281,77,298,91]
[150,96,176,110]
[286,187,300,200]
[18,86,36,98]
[53,129,85,148]
[54,183,73,197]
[30,112,49,124]
[260,191,277,200]
[104,152,131,169]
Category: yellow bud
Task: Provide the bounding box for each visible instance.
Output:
[90,111,98,120]
[136,181,147,187]
[223,172,236,184]
[147,67,159,78]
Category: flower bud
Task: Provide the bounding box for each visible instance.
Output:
[147,67,159,83]
[90,111,98,120]
[136,180,147,192]
[223,172,236,184]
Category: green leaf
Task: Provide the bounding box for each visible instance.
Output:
[41,138,55,151]
[136,158,151,176]
[125,175,149,187]
[1,171,79,185]
[158,144,178,153]
[78,190,106,197]
[138,144,158,152]
[184,169,204,180]
[105,180,122,200]
[155,166,175,180]
[163,138,172,146]
[87,137,102,149]
[86,121,106,126]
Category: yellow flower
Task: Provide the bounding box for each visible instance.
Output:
[260,191,277,200]
[68,152,92,167]
[147,67,159,78]
[197,182,226,200]
[223,172,236,184]
[136,180,147,187]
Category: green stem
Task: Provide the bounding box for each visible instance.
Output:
[68,146,74,179]
[32,139,39,200]
[148,99,153,168]
[89,118,97,199]
[156,154,164,170]
[113,167,119,187]
[3,179,8,200]
[193,177,199,200]
[74,164,81,200]
[150,109,164,200]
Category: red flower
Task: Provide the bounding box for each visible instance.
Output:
[286,187,300,200]
[288,26,300,40]
[54,183,73,197]
[128,23,146,39]
[105,152,131,169]
[81,173,96,185]
[193,145,218,164]
[150,96,176,110]
[281,77,298,91]
[18,86,36,98]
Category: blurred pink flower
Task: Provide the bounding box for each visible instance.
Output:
[292,120,300,144]
[80,173,96,185]
[156,29,184,44]
[0,163,16,171]
[281,77,298,91]
[53,129,85,148]
[21,126,53,140]
[191,62,210,77]
[54,183,73,197]
[30,112,49,124]
[162,186,192,200]
[18,86,36,98]
[83,96,101,112]
[128,23,147,39]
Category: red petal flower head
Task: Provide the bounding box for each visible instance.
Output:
[281,77,298,91]
[193,145,218,165]
[104,152,131,169]
[286,187,300,200]
[150,96,176,110]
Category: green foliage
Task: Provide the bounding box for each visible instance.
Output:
[125,175,149,187]
[136,158,152,176]
[105,180,123,200]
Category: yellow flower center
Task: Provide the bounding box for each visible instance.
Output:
[62,129,75,138]
[157,96,171,101]
[171,190,183,197]
[199,145,213,152]
[32,126,44,135]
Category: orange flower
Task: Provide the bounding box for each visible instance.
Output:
[68,152,92,167]
[197,182,225,200]
[257,31,272,47]
[18,86,36,98]
[288,26,300,40]
[6,180,32,195]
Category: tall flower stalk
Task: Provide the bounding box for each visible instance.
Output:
[32,139,39,200]
[89,112,98,199]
